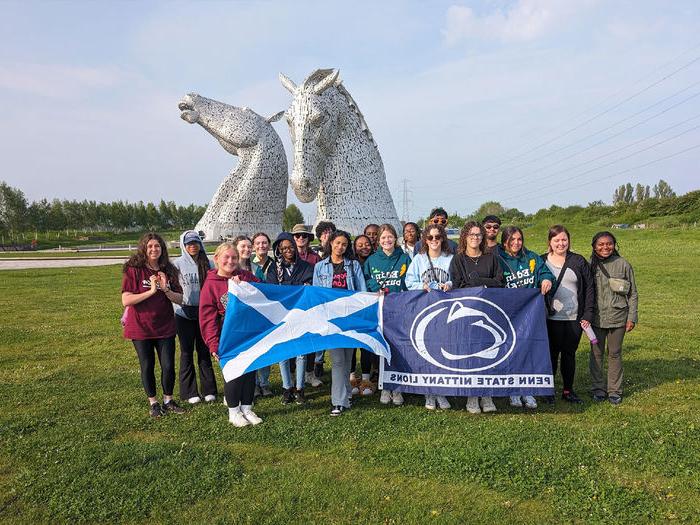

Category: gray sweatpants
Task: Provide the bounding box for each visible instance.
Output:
[330,348,353,408]
[589,326,626,396]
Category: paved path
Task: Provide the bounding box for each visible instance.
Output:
[0,257,127,270]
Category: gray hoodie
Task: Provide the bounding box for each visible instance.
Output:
[173,230,213,319]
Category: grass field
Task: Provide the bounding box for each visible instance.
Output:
[1,227,699,524]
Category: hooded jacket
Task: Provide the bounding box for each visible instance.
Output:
[198,268,259,356]
[363,247,411,292]
[496,245,555,289]
[173,230,213,319]
[265,232,314,285]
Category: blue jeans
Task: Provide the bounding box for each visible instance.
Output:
[280,355,305,390]
[256,366,271,388]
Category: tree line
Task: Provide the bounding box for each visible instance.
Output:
[0,182,206,235]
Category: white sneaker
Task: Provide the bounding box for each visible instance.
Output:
[437,396,451,410]
[228,409,250,427]
[466,396,481,414]
[392,391,404,406]
[305,372,314,386]
[380,389,392,404]
[187,396,202,404]
[242,410,263,425]
[480,396,497,413]
[524,396,538,409]
[204,394,216,402]
[351,385,360,396]
[510,395,523,407]
[424,395,436,410]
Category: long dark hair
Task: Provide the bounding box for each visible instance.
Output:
[194,250,210,285]
[500,226,525,256]
[458,221,486,254]
[327,230,354,260]
[420,223,451,255]
[123,232,178,281]
[590,231,620,272]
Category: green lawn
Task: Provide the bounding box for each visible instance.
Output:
[1,227,699,524]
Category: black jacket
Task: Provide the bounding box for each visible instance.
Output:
[450,252,504,288]
[266,232,314,285]
[541,251,595,323]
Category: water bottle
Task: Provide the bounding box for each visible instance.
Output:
[583,324,598,345]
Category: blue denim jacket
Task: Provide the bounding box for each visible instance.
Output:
[312,257,367,291]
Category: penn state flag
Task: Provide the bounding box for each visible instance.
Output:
[380,288,554,396]
[218,281,390,382]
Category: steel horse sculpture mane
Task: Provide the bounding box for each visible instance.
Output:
[280,69,401,235]
[178,93,288,241]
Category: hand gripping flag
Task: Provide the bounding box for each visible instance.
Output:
[218,281,390,382]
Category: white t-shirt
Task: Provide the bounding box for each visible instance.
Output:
[546,260,579,321]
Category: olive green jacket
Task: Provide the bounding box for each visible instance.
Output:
[591,255,638,328]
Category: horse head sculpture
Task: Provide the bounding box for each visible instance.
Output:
[280,69,401,235]
[179,93,287,241]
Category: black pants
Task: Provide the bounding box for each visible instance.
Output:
[224,371,256,407]
[176,315,217,399]
[546,319,582,392]
[350,349,375,375]
[133,337,176,398]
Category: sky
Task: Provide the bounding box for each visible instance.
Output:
[1,0,699,222]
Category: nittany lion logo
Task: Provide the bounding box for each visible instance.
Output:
[409,297,516,372]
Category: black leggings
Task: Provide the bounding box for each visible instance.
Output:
[546,319,582,392]
[224,371,256,407]
[133,337,176,398]
[350,349,377,375]
[176,315,217,398]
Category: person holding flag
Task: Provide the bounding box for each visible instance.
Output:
[199,242,261,427]
[363,223,411,406]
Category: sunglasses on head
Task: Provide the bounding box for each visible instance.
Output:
[430,217,447,225]
[426,235,442,241]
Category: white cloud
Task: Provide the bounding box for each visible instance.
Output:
[0,63,129,99]
[443,0,597,45]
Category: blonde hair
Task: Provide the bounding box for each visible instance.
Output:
[378,223,399,249]
[213,242,238,269]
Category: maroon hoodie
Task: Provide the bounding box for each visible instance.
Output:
[198,268,259,356]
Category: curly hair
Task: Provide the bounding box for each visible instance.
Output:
[327,230,354,260]
[123,232,178,281]
[457,221,486,254]
[420,223,451,255]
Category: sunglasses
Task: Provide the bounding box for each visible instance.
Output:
[484,224,500,230]
[426,235,442,241]
[430,217,447,225]
[293,233,309,238]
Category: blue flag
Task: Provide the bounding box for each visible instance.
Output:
[380,287,554,396]
[218,281,390,382]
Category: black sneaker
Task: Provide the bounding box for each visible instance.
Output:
[562,391,583,404]
[163,400,185,414]
[295,389,306,405]
[592,393,607,402]
[149,402,163,418]
[330,405,344,416]
[608,395,622,405]
[282,388,294,405]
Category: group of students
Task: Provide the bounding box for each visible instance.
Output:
[120,207,638,426]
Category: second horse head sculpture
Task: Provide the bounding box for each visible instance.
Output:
[280,69,401,235]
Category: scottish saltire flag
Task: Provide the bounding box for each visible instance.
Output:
[380,288,554,397]
[218,281,390,382]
